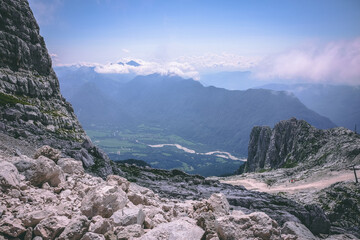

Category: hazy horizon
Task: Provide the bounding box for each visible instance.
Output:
[29,0,360,85]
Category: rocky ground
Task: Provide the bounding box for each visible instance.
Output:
[0,143,358,239]
[0,145,339,240]
[217,167,360,238]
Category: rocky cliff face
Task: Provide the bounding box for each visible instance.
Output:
[240,118,360,173]
[0,0,113,177]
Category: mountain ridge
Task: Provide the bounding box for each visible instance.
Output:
[0,0,113,178]
[239,117,360,173]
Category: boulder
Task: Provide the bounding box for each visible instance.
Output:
[281,221,316,240]
[116,224,144,239]
[34,145,61,162]
[0,160,21,191]
[57,215,90,240]
[195,212,217,238]
[21,210,54,227]
[80,185,127,218]
[0,216,26,237]
[14,155,64,187]
[80,232,106,240]
[127,183,156,206]
[80,148,95,168]
[88,215,114,234]
[111,207,146,226]
[206,193,229,215]
[107,175,130,192]
[139,218,204,240]
[57,158,84,175]
[34,216,70,239]
[143,207,168,229]
[215,211,281,240]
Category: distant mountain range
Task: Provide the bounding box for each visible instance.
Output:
[258,83,360,130]
[56,67,335,158]
[200,71,360,130]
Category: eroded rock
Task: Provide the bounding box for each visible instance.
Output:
[14,155,64,187]
[57,215,90,240]
[80,185,127,218]
[57,157,84,175]
[34,145,61,162]
[34,216,70,239]
[0,216,26,237]
[111,207,146,227]
[215,211,281,240]
[0,160,21,191]
[139,218,204,240]
[80,232,106,240]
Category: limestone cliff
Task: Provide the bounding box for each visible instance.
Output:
[240,117,360,173]
[0,0,113,177]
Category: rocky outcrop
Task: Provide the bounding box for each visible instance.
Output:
[240,118,360,173]
[0,0,113,178]
[314,182,360,238]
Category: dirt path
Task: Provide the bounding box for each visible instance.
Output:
[221,170,355,194]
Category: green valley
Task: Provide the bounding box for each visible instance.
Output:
[85,124,244,177]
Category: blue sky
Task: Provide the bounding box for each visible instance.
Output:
[29,0,360,84]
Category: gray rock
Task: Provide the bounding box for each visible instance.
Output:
[305,204,331,235]
[215,211,281,240]
[106,175,130,192]
[139,218,204,240]
[0,216,26,237]
[0,160,21,191]
[34,145,61,162]
[314,182,360,238]
[80,232,106,240]
[57,215,90,240]
[14,155,64,187]
[34,216,70,239]
[206,193,229,215]
[116,224,144,239]
[80,148,94,168]
[21,210,54,227]
[57,158,84,175]
[80,185,127,218]
[281,221,316,240]
[111,207,146,226]
[88,215,114,234]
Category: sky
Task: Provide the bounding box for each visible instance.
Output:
[28,0,360,85]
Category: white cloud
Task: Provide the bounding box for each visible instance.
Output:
[254,38,360,85]
[176,53,262,72]
[94,58,200,80]
[122,49,130,53]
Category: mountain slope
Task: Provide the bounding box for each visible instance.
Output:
[259,83,360,131]
[0,0,113,177]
